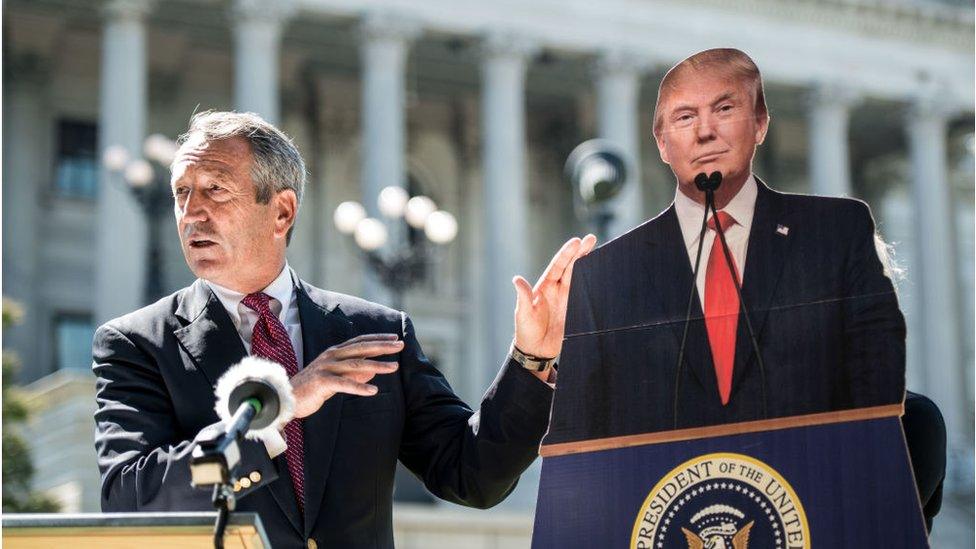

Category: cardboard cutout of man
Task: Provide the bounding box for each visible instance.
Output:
[547,48,906,442]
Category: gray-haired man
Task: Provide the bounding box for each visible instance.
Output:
[93,111,595,547]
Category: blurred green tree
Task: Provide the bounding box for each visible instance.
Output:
[2,298,60,512]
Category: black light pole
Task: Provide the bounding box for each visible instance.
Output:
[102,135,178,304]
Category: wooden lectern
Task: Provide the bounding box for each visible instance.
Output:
[2,512,270,548]
[533,405,929,548]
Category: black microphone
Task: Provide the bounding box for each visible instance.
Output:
[694,171,722,192]
[673,172,721,428]
[191,357,295,488]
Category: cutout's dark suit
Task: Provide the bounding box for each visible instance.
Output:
[547,180,906,442]
[94,277,552,548]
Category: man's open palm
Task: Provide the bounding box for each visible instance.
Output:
[513,234,597,359]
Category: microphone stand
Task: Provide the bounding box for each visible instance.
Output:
[673,172,720,429]
[191,398,262,549]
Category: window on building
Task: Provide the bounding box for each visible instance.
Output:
[54,120,99,199]
[54,313,94,372]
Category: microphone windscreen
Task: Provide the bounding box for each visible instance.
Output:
[694,172,709,191]
[214,356,295,441]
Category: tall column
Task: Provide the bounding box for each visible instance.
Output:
[807,83,858,197]
[481,33,538,378]
[596,50,647,238]
[358,12,421,305]
[231,0,295,124]
[95,0,153,325]
[3,53,48,379]
[906,92,970,489]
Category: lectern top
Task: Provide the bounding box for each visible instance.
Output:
[2,512,271,549]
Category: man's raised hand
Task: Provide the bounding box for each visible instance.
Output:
[290,333,402,418]
[512,234,598,363]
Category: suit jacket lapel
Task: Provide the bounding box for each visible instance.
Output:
[295,280,355,537]
[730,179,792,400]
[641,206,720,402]
[173,279,247,388]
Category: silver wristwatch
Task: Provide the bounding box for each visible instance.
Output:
[509,343,557,373]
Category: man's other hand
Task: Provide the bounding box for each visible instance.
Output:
[512,234,597,364]
[290,334,402,418]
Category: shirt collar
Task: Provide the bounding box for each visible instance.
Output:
[674,174,758,250]
[204,263,296,329]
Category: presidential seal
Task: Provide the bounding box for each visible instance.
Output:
[631,453,809,549]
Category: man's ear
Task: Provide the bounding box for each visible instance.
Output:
[755,113,770,146]
[654,130,671,165]
[273,189,298,239]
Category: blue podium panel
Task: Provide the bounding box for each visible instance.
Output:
[533,414,927,549]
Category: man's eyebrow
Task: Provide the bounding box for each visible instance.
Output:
[669,102,696,114]
[669,91,739,115]
[710,91,738,107]
[171,165,234,186]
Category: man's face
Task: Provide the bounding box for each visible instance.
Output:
[654,70,768,194]
[170,136,294,290]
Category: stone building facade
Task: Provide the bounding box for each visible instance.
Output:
[3,0,973,544]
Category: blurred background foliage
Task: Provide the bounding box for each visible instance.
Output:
[3,298,60,513]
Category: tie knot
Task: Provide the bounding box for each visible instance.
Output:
[241,292,272,315]
[707,211,736,233]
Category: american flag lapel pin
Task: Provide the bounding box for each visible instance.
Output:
[776,224,789,236]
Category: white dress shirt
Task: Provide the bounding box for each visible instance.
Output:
[674,174,758,302]
[205,263,304,368]
[205,263,303,458]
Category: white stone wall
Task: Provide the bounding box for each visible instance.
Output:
[3,0,973,545]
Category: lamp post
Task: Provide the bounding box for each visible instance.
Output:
[102,134,179,303]
[564,139,629,243]
[333,186,458,311]
[334,187,457,504]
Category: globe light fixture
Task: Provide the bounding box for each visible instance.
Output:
[378,186,409,218]
[404,195,437,229]
[125,159,155,188]
[333,188,457,317]
[424,211,458,244]
[334,201,366,234]
[102,145,130,172]
[144,133,178,166]
[354,218,388,251]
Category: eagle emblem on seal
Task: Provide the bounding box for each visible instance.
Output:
[680,504,754,549]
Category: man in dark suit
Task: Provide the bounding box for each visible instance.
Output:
[545,48,942,526]
[93,110,595,548]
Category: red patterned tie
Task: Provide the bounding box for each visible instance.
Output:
[704,211,740,406]
[241,292,305,512]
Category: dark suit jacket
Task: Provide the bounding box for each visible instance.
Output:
[93,277,553,548]
[546,180,906,444]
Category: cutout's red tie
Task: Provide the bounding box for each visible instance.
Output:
[703,211,740,405]
[242,292,305,512]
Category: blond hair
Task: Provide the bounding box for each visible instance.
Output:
[652,48,769,138]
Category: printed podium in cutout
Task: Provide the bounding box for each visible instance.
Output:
[532,404,928,548]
